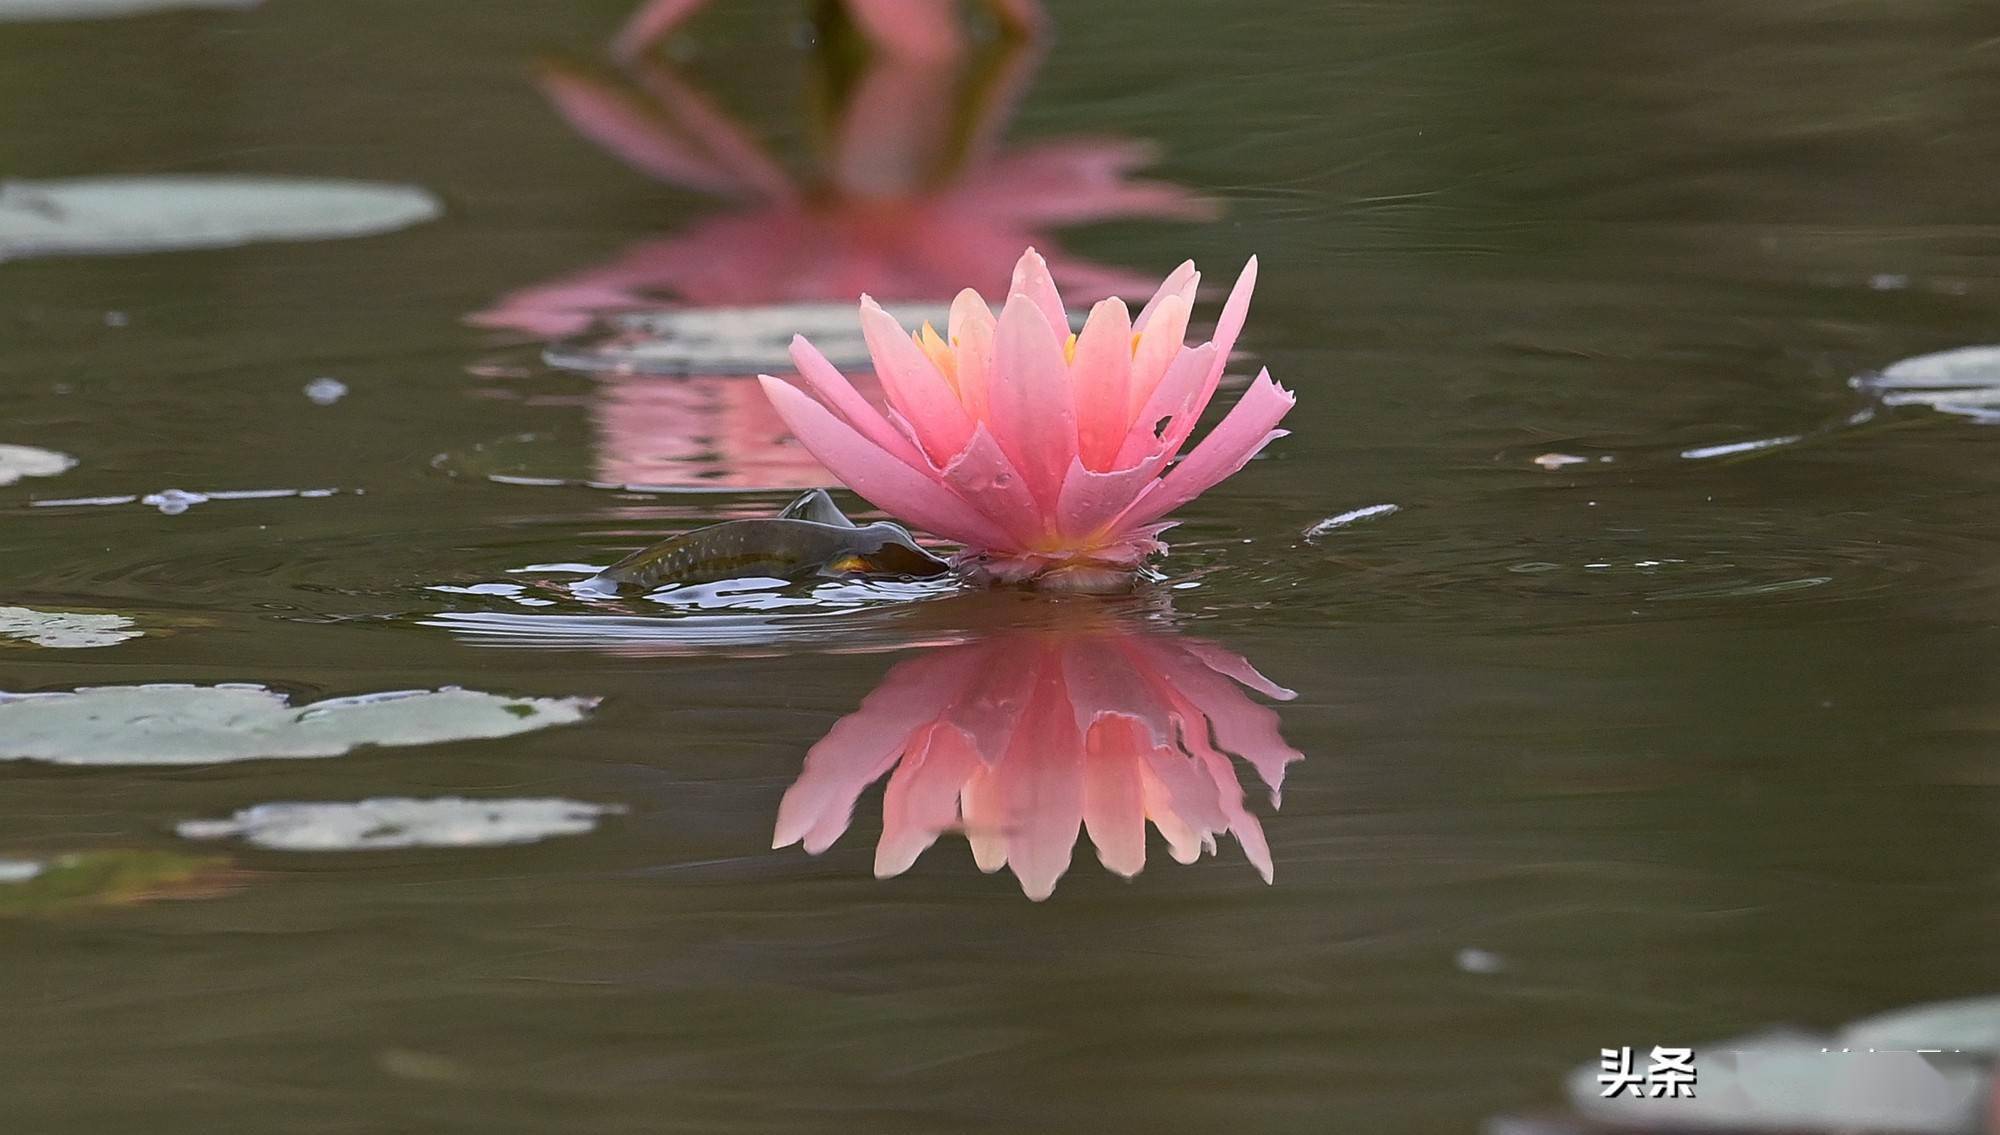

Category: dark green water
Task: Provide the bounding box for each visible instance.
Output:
[1,1,1995,1131]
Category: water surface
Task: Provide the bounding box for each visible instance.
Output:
[1,2,1995,1131]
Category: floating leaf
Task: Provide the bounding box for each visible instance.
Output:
[1857,345,2000,424]
[0,444,77,486]
[0,0,258,19]
[0,606,140,649]
[178,797,626,851]
[1841,995,2000,1056]
[0,176,442,261]
[1566,1030,1989,1134]
[0,685,596,766]
[0,850,239,918]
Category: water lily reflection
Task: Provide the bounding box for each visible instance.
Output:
[774,618,1302,900]
[474,6,1207,337]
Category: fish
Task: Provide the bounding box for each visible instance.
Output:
[591,490,951,591]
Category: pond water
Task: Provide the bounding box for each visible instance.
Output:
[1,1,1995,1131]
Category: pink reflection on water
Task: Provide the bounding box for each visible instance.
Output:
[593,370,882,489]
[472,8,1209,336]
[774,621,1302,900]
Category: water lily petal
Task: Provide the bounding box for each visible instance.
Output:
[1126,293,1192,421]
[1070,297,1136,471]
[1133,259,1198,332]
[1054,454,1162,544]
[1007,247,1070,342]
[947,287,997,421]
[990,292,1078,508]
[1116,369,1295,530]
[860,298,975,464]
[1114,342,1218,469]
[1154,257,1260,464]
[788,335,930,471]
[941,424,1048,548]
[758,376,1010,548]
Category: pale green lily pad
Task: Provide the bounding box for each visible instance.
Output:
[0,850,240,918]
[546,302,954,375]
[0,0,258,19]
[1566,1031,1989,1133]
[0,176,442,261]
[0,684,596,766]
[0,606,140,649]
[1841,996,2000,1057]
[0,444,77,486]
[179,797,626,851]
[1857,346,2000,424]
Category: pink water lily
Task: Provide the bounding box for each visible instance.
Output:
[757,248,1294,586]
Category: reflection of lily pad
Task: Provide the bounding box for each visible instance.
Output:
[1856,346,2000,423]
[179,797,626,850]
[0,444,77,486]
[0,606,140,649]
[0,685,597,766]
[546,302,953,375]
[0,0,258,18]
[0,850,238,918]
[0,176,442,261]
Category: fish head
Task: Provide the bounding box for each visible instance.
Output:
[827,523,951,578]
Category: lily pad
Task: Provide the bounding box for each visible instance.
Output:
[0,850,238,918]
[1856,346,2000,424]
[0,0,258,19]
[545,302,953,375]
[0,444,77,486]
[0,606,140,649]
[1566,1031,1989,1134]
[0,684,596,766]
[0,176,442,261]
[178,797,626,851]
[1841,995,2000,1056]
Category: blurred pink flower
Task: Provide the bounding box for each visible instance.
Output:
[611,0,1047,65]
[774,624,1302,900]
[758,248,1295,587]
[471,16,1208,336]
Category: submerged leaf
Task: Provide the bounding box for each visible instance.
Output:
[0,176,441,261]
[0,685,597,766]
[0,850,240,918]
